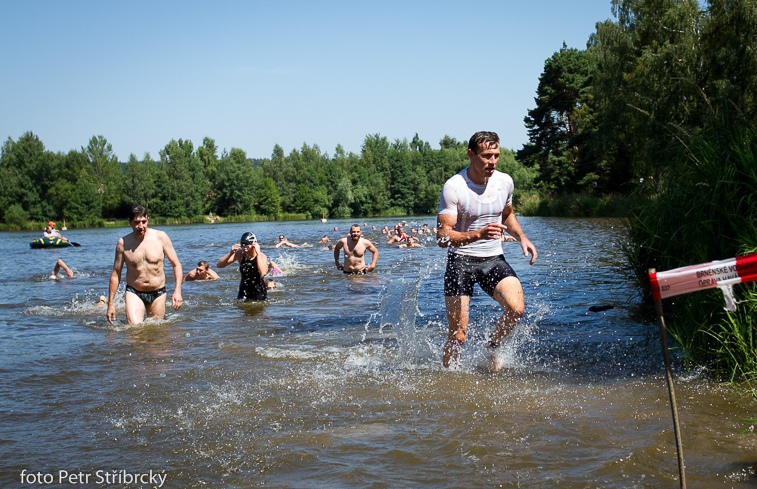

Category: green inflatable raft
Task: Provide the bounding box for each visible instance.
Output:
[30,237,76,249]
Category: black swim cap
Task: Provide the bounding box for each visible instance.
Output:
[240,232,257,246]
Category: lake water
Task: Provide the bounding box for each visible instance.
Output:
[1,217,756,488]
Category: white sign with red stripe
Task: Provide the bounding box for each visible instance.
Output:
[649,253,757,311]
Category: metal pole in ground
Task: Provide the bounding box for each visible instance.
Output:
[650,268,687,489]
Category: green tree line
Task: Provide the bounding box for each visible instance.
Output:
[518,0,757,382]
[519,0,757,200]
[0,133,537,226]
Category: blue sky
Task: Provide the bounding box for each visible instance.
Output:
[1,1,615,160]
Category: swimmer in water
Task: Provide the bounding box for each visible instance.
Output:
[386,225,408,245]
[275,235,305,248]
[184,261,220,281]
[398,236,423,248]
[268,260,282,275]
[50,259,73,279]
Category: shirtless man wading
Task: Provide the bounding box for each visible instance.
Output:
[107,205,183,324]
[333,224,379,274]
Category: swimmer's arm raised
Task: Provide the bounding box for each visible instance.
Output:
[253,245,269,276]
[107,238,125,324]
[217,244,241,268]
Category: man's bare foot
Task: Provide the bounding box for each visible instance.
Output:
[486,343,504,372]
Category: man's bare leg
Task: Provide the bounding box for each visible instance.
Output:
[443,295,470,368]
[145,294,167,321]
[124,291,147,325]
[487,277,525,371]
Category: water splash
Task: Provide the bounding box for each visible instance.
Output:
[25,289,111,317]
[270,252,305,274]
[363,254,439,368]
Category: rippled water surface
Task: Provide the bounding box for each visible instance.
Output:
[2,217,756,488]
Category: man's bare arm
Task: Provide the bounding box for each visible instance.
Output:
[107,239,125,324]
[366,241,379,271]
[436,213,506,248]
[253,245,269,276]
[161,232,183,310]
[333,240,345,270]
[502,205,538,265]
[217,244,241,268]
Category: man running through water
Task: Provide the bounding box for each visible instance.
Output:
[107,205,183,324]
[334,224,379,274]
[437,131,537,371]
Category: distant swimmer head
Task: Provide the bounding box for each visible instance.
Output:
[240,232,257,247]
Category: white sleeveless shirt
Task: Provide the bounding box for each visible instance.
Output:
[438,167,513,257]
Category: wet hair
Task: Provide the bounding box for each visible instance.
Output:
[350,224,361,231]
[128,205,149,220]
[468,131,500,154]
[197,261,209,269]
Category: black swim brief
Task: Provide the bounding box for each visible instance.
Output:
[125,285,167,305]
[343,268,367,275]
[444,253,518,297]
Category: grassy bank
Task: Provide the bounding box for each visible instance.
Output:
[0,213,310,232]
[0,209,431,233]
[517,192,638,217]
[625,117,757,385]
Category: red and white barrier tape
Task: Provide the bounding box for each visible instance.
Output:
[649,253,757,311]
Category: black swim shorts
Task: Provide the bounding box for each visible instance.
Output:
[125,285,167,305]
[444,253,518,297]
